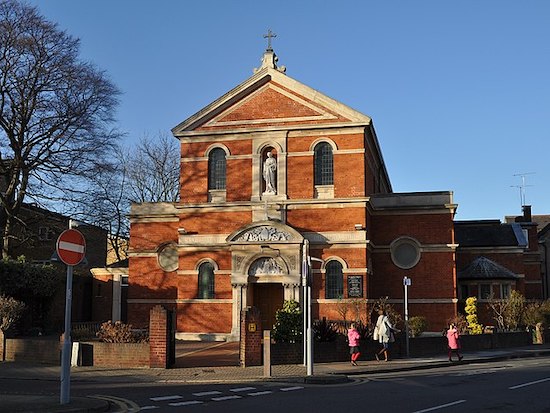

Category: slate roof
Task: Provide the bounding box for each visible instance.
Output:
[454,220,526,248]
[505,214,550,233]
[457,256,520,280]
[539,223,550,239]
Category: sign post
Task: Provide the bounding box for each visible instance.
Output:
[403,276,412,358]
[56,229,86,405]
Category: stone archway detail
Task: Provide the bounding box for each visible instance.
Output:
[236,226,291,242]
[248,257,285,276]
[227,220,304,341]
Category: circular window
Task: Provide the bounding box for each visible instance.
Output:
[158,243,178,272]
[390,237,421,269]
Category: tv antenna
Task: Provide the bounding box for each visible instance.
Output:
[511,172,535,207]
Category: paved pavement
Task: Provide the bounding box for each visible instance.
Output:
[1,343,549,412]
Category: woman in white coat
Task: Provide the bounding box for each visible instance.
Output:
[373,308,397,361]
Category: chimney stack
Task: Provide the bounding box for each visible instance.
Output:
[522,205,532,222]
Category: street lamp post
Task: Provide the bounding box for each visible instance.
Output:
[403,276,412,358]
[302,239,322,377]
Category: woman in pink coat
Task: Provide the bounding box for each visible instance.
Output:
[446,323,463,362]
[348,323,361,366]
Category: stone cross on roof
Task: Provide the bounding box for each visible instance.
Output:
[254,30,286,74]
[263,29,277,51]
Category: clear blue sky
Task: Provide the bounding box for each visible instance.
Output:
[28,0,549,221]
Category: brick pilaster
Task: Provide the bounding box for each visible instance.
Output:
[0,330,5,362]
[149,305,168,368]
[239,306,262,367]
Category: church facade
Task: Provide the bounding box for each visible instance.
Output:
[126,48,540,340]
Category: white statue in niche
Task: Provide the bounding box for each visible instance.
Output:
[262,151,277,195]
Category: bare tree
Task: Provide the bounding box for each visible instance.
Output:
[69,133,180,264]
[75,154,130,263]
[126,133,180,203]
[0,0,120,258]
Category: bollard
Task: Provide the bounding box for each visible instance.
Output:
[263,330,271,377]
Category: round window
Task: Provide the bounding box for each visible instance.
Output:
[158,243,178,272]
[390,237,421,269]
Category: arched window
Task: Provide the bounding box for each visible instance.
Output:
[325,260,343,299]
[208,148,226,190]
[198,262,215,299]
[314,142,333,185]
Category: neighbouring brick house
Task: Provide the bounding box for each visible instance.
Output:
[505,212,550,300]
[456,206,543,324]
[126,47,543,340]
[3,204,108,331]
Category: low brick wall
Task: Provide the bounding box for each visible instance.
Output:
[271,337,380,365]
[1,336,60,365]
[271,331,533,364]
[0,335,149,368]
[1,330,539,368]
[388,331,532,358]
[89,342,149,368]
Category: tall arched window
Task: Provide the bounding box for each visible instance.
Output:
[325,260,343,299]
[314,142,333,185]
[208,148,226,190]
[198,262,215,299]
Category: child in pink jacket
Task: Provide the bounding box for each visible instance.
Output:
[348,323,361,366]
[446,323,463,362]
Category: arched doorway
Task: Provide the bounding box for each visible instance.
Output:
[226,221,304,340]
[251,283,284,331]
[247,256,286,331]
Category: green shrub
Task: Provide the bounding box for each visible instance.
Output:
[446,314,468,335]
[408,316,428,337]
[523,300,550,329]
[313,317,339,342]
[488,290,526,331]
[0,295,26,332]
[272,300,302,343]
[96,321,148,343]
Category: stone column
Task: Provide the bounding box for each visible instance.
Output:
[230,283,247,340]
[112,273,121,322]
[283,283,301,302]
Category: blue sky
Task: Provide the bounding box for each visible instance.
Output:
[28,1,549,221]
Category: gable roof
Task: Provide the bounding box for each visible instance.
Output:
[458,256,519,280]
[171,58,372,135]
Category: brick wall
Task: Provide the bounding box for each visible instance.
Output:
[287,207,366,232]
[1,335,60,364]
[92,342,149,368]
[130,221,179,250]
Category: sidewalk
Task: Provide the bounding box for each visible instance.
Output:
[1,344,549,412]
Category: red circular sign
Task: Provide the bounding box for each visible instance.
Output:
[56,229,86,266]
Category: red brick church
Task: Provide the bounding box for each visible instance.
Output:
[125,46,542,340]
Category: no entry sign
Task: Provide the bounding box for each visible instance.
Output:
[56,229,86,266]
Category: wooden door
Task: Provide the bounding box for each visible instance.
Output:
[252,283,284,331]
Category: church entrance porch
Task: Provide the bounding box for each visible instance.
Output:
[251,283,284,331]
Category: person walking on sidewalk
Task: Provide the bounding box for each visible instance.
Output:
[373,308,398,362]
[446,323,463,362]
[348,323,361,366]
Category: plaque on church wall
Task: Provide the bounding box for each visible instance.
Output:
[347,276,363,298]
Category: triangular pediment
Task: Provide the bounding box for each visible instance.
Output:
[202,83,339,128]
[172,67,371,135]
